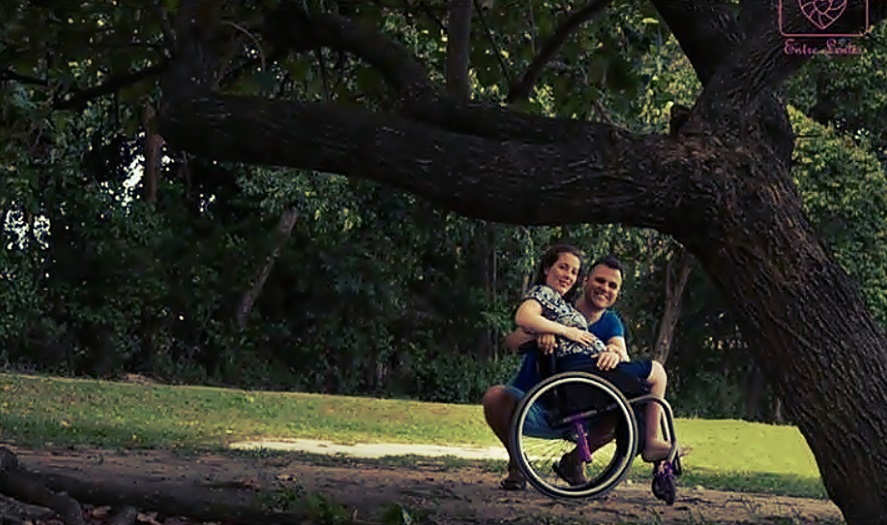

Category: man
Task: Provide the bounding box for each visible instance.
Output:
[483,255,673,489]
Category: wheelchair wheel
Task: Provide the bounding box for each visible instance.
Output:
[510,372,639,499]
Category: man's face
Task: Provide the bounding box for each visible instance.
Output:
[584,264,622,310]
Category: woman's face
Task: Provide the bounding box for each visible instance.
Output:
[544,252,581,296]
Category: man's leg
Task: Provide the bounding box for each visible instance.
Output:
[482,385,523,484]
[557,415,617,485]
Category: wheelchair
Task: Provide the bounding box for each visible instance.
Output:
[508,354,683,504]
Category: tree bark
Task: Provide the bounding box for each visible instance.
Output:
[445,0,472,101]
[0,448,84,525]
[142,104,164,204]
[235,207,299,330]
[675,171,887,522]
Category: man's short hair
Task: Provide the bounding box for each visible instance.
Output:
[590,254,623,278]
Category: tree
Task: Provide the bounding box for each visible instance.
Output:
[156,2,887,522]
[3,1,887,522]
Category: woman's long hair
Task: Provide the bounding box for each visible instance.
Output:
[531,244,585,303]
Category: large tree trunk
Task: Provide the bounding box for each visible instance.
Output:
[156,1,887,522]
[0,449,83,525]
[673,161,887,520]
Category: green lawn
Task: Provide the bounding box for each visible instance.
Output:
[0,372,827,499]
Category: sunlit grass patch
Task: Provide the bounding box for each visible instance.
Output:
[0,372,827,498]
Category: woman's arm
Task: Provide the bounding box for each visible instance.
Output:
[515,300,598,347]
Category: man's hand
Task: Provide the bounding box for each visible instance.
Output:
[605,342,628,362]
[537,333,556,355]
[595,350,621,371]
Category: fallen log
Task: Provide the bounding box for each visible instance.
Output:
[0,448,84,525]
[0,447,320,525]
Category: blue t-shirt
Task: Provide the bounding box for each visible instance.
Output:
[511,309,625,392]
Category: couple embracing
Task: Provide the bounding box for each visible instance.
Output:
[482,244,688,490]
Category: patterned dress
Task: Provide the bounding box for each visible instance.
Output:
[523,285,607,358]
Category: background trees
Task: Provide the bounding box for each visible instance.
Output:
[2,1,884,415]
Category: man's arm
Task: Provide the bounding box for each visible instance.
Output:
[503,328,534,353]
[606,336,629,362]
[503,329,558,355]
[595,335,629,371]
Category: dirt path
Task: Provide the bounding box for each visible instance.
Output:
[5,443,843,525]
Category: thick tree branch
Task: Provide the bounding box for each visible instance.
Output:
[507,0,611,103]
[400,97,612,144]
[162,0,774,226]
[649,0,741,85]
[262,5,434,99]
[0,70,48,87]
[158,92,698,231]
[55,61,171,110]
[2,62,170,111]
[252,4,608,144]
[445,0,472,100]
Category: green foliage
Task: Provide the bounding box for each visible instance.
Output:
[790,106,887,327]
[381,504,417,525]
[406,347,520,404]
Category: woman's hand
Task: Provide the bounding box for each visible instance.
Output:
[562,326,600,347]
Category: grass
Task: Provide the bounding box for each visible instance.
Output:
[0,372,827,499]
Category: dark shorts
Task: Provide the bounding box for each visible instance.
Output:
[504,384,564,439]
[615,359,654,382]
[506,377,648,453]
[557,355,654,386]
